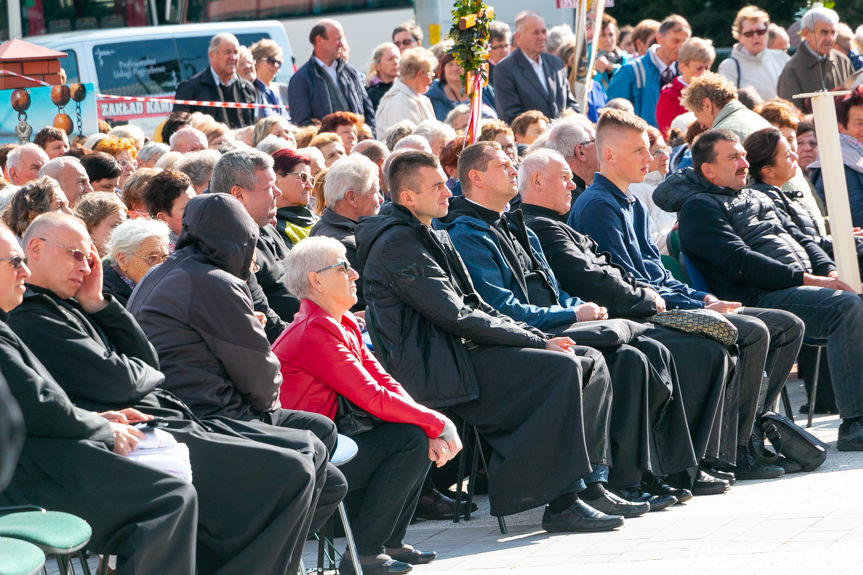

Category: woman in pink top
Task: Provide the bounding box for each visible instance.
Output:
[273,237,461,575]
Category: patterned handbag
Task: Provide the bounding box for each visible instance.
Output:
[646,309,738,346]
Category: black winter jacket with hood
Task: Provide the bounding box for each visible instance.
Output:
[355,202,547,409]
[128,194,282,420]
[653,168,835,304]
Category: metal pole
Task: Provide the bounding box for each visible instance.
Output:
[799,90,862,293]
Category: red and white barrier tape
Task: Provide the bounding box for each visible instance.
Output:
[0,70,290,110]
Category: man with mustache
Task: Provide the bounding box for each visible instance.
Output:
[653,128,863,452]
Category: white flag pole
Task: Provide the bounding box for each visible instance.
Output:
[797,90,861,293]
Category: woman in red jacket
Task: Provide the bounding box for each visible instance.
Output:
[273,237,461,575]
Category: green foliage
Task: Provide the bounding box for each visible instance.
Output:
[608,0,861,49]
[448,0,493,84]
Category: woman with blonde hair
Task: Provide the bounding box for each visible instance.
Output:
[366,42,400,111]
[250,37,290,119]
[376,48,438,140]
[252,116,297,148]
[717,5,789,99]
[73,191,128,257]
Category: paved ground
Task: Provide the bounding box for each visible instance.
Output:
[303,377,863,574]
[47,377,861,575]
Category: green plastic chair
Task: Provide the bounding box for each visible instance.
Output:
[0,507,93,575]
[0,536,45,575]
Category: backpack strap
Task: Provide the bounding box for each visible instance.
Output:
[731,56,741,89]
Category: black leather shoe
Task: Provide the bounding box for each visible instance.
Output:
[734,445,784,480]
[413,488,477,520]
[838,418,863,451]
[641,475,692,504]
[339,558,412,575]
[541,499,624,532]
[614,487,676,511]
[582,487,649,518]
[691,470,730,496]
[700,465,736,484]
[389,547,436,565]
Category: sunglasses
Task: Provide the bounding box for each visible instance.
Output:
[264,57,282,68]
[0,255,27,269]
[315,261,350,274]
[38,237,87,262]
[394,38,417,48]
[741,27,768,38]
[283,171,315,185]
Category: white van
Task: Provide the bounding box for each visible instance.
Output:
[28,21,295,135]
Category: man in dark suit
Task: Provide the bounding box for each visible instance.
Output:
[173,33,257,129]
[493,11,579,124]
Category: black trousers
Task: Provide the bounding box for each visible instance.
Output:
[451,344,612,517]
[340,423,430,555]
[3,437,198,575]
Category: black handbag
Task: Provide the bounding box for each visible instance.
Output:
[757,410,827,472]
[335,396,380,437]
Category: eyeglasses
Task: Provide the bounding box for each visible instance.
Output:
[283,171,315,185]
[315,260,350,274]
[741,27,768,38]
[490,43,510,51]
[577,138,595,147]
[131,252,169,266]
[0,255,27,269]
[38,237,87,262]
[264,57,282,68]
[393,38,417,48]
[651,146,671,157]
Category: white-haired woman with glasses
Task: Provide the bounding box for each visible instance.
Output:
[274,236,461,575]
[272,148,319,246]
[717,5,789,100]
[102,218,171,305]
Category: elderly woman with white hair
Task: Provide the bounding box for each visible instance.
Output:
[375,47,438,140]
[102,218,171,305]
[273,236,460,575]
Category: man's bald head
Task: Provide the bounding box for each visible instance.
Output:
[170,128,208,154]
[22,212,93,300]
[40,157,93,206]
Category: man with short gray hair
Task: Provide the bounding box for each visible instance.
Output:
[39,156,92,206]
[6,143,48,187]
[170,127,208,154]
[173,32,257,128]
[310,155,382,309]
[177,149,221,194]
[545,115,598,201]
[778,6,851,110]
[212,149,300,330]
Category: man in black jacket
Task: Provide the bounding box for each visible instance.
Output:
[310,154,383,310]
[0,220,197,575]
[654,129,863,451]
[357,150,623,533]
[12,213,342,575]
[210,148,300,328]
[173,33,256,129]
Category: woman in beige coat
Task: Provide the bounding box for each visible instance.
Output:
[376,48,438,140]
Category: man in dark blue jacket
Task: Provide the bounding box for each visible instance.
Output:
[653,128,863,452]
[288,19,376,131]
[571,110,804,477]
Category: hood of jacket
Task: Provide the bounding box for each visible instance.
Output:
[652,167,737,213]
[355,202,423,268]
[175,193,259,278]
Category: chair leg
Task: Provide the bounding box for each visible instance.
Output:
[77,551,92,575]
[338,502,363,575]
[56,555,72,575]
[452,419,470,524]
[464,426,482,522]
[315,523,325,575]
[808,347,823,428]
[472,426,508,535]
[780,385,794,420]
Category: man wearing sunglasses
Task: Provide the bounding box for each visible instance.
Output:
[778,6,852,111]
[10,213,344,575]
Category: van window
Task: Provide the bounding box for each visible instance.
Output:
[93,39,183,96]
[58,49,80,84]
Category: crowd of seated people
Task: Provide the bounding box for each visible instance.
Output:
[4,4,863,574]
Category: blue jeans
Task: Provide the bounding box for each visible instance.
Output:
[753,286,863,419]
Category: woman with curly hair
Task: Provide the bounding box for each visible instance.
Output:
[2,177,73,237]
[93,136,138,188]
